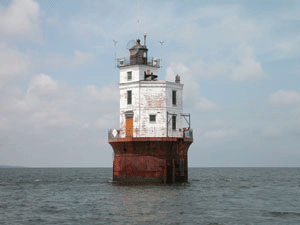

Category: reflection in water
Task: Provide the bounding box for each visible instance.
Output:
[109,184,188,224]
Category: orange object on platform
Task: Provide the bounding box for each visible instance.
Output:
[126,117,133,137]
[108,37,193,184]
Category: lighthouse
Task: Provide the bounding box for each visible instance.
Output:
[108,36,193,184]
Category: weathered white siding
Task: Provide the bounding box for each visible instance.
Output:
[119,65,184,138]
[119,65,158,83]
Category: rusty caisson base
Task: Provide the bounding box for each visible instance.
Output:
[108,137,193,184]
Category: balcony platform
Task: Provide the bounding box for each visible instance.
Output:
[108,136,193,143]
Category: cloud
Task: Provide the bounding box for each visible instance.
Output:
[84,83,119,104]
[44,50,96,69]
[47,17,59,26]
[203,129,237,139]
[270,36,300,59]
[262,127,283,137]
[0,74,119,166]
[231,43,267,82]
[269,90,300,105]
[0,42,32,87]
[28,73,59,95]
[195,97,218,113]
[211,120,228,127]
[166,42,266,83]
[174,7,264,45]
[1,74,119,129]
[0,0,42,42]
[154,5,267,83]
[165,62,218,112]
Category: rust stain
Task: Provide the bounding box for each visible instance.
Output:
[109,138,192,184]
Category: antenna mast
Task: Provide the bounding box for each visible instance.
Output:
[136,0,141,40]
[144,32,147,47]
[113,40,118,67]
[159,40,165,69]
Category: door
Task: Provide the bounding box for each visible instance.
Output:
[126,117,133,137]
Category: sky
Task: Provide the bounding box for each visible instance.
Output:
[0,0,299,167]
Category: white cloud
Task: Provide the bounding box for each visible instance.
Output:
[269,90,300,105]
[27,74,59,95]
[165,62,189,82]
[231,43,266,82]
[148,5,264,45]
[0,42,32,86]
[166,62,218,112]
[203,129,237,139]
[45,50,96,68]
[47,17,59,26]
[166,43,266,83]
[0,74,119,166]
[84,83,119,104]
[262,127,283,137]
[0,0,42,42]
[1,74,119,130]
[211,120,228,127]
[73,50,96,66]
[0,47,96,87]
[270,36,300,59]
[187,59,234,80]
[195,97,218,113]
[0,115,8,128]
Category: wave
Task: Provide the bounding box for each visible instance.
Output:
[268,211,300,218]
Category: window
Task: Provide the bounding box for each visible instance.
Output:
[172,90,176,105]
[127,90,132,104]
[127,71,132,81]
[172,115,176,130]
[149,115,156,122]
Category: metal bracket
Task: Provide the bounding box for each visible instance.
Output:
[166,112,177,137]
[180,113,191,129]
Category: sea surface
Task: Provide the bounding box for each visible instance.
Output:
[0,168,299,225]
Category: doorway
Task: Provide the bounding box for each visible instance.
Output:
[126,116,133,137]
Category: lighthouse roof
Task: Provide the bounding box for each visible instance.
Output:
[117,38,160,68]
[129,39,148,52]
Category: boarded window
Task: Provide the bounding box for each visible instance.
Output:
[172,115,176,130]
[127,71,132,80]
[172,90,176,105]
[149,115,156,122]
[127,90,132,104]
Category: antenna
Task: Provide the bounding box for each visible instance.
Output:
[136,0,141,40]
[159,40,165,71]
[113,39,118,69]
[144,32,147,47]
[113,40,118,47]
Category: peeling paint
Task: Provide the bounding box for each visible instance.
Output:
[108,41,192,184]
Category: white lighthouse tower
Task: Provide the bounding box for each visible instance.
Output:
[118,38,185,138]
[109,36,192,184]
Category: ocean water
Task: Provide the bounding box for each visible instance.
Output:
[0,168,299,225]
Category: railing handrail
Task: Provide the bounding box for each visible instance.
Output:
[108,128,193,139]
[117,57,160,68]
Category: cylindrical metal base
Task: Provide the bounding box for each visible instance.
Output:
[108,138,192,184]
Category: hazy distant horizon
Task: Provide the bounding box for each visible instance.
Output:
[1,165,299,169]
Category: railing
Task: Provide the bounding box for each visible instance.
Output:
[117,57,160,68]
[108,128,193,139]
